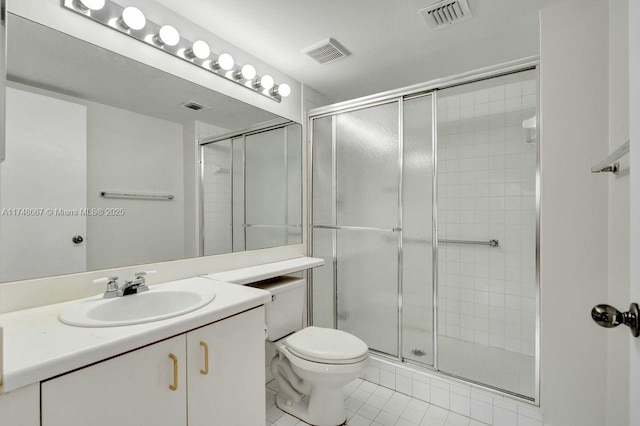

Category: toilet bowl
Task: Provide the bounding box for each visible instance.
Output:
[270,327,369,426]
[248,277,369,426]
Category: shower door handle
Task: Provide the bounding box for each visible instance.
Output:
[591,303,639,337]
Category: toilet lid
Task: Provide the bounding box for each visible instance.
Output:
[284,327,369,364]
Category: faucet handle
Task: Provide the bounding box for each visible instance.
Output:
[93,276,119,285]
[94,276,121,298]
[134,270,156,278]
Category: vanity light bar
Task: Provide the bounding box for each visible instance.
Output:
[64,0,290,102]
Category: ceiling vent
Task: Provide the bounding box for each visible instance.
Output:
[301,38,350,65]
[419,0,473,31]
[179,101,209,111]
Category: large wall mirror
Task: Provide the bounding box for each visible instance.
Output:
[0,14,302,283]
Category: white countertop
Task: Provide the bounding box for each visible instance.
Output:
[202,257,324,284]
[0,277,271,393]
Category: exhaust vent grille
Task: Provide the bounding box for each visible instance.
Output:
[179,101,209,111]
[301,38,350,65]
[419,0,473,31]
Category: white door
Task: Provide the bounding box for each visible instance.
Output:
[41,334,187,426]
[0,87,87,282]
[187,307,266,426]
[630,1,640,423]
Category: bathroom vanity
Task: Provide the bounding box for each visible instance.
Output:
[0,277,272,426]
[0,257,324,425]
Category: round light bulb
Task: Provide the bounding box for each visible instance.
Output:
[217,53,235,71]
[259,75,275,90]
[189,40,211,59]
[277,83,291,97]
[75,0,105,11]
[157,25,180,47]
[121,7,146,31]
[241,64,257,80]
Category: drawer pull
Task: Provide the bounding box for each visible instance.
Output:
[200,341,209,375]
[168,353,178,391]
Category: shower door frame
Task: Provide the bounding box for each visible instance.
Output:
[307,57,541,405]
[198,120,297,256]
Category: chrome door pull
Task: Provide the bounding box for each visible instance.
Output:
[591,303,639,337]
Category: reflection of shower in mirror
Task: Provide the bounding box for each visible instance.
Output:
[523,115,537,144]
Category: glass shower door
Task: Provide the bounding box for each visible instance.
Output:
[435,70,537,398]
[335,102,400,357]
[402,95,434,366]
[311,102,401,357]
[245,128,287,250]
[311,98,436,362]
[310,67,538,401]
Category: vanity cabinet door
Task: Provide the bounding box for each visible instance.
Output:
[187,307,265,426]
[41,334,187,426]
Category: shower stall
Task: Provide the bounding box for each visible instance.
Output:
[200,122,302,256]
[309,65,538,401]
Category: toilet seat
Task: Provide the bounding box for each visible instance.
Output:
[284,326,369,365]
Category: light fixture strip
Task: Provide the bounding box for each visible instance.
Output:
[63,0,285,102]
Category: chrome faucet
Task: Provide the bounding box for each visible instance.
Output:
[94,271,156,299]
[121,271,153,296]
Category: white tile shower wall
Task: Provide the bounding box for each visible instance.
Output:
[304,85,332,113]
[196,121,230,141]
[199,121,233,255]
[361,358,543,426]
[202,143,232,255]
[435,77,537,356]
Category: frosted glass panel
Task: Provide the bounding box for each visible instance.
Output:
[287,125,303,243]
[245,128,286,226]
[232,137,245,252]
[337,229,398,356]
[402,95,434,365]
[245,227,286,251]
[204,124,302,253]
[312,117,333,225]
[202,140,232,256]
[311,228,334,328]
[336,103,399,229]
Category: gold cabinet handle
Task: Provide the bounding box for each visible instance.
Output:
[200,341,209,375]
[168,353,178,391]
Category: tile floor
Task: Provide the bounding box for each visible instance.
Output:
[266,378,488,426]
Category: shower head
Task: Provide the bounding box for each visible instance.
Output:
[523,115,537,144]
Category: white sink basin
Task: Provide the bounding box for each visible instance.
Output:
[59,284,216,327]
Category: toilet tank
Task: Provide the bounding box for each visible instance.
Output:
[248,276,305,341]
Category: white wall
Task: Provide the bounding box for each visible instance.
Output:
[606,1,630,424]
[1,83,190,277]
[87,103,185,270]
[539,0,609,424]
[182,122,199,258]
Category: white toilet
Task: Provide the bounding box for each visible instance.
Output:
[250,276,369,426]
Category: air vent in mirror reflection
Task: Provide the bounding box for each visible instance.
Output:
[179,101,209,111]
